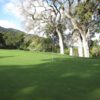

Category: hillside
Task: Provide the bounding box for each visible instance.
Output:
[0,26,26,34]
[0,26,26,49]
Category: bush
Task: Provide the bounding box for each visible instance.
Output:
[90,46,100,57]
[22,35,54,52]
[65,48,69,55]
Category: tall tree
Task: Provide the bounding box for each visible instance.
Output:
[61,0,100,57]
[18,0,67,54]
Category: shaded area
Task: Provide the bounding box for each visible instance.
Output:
[0,57,100,100]
[0,56,15,59]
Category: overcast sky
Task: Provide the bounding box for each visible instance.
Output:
[0,0,24,31]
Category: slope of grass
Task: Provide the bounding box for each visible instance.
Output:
[0,49,100,100]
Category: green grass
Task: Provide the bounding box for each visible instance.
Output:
[0,49,100,100]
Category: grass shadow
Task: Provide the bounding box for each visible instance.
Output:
[0,56,15,59]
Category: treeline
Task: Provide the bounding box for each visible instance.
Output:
[0,26,25,49]
[0,26,100,57]
[0,26,59,52]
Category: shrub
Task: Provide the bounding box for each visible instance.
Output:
[22,35,54,52]
[90,46,100,57]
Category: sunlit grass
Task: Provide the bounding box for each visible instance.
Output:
[0,49,100,100]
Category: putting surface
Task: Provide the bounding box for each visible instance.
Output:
[0,49,100,100]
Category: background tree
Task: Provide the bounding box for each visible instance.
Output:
[18,0,68,54]
[0,33,5,48]
[22,35,53,52]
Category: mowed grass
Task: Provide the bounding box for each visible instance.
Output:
[0,49,100,100]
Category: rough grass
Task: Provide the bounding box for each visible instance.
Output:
[0,49,100,100]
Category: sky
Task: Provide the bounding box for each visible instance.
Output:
[0,0,53,34]
[0,0,24,31]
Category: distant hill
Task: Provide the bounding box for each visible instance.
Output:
[0,26,26,34]
[0,26,26,49]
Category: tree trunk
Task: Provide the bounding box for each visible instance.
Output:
[56,28,64,54]
[69,47,74,56]
[82,35,90,58]
[78,46,83,57]
[78,37,83,57]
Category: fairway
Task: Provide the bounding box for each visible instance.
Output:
[0,50,100,100]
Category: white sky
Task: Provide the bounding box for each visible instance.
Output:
[0,0,25,31]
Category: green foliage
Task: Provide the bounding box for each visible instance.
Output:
[73,48,78,56]
[3,32,24,49]
[40,38,52,52]
[45,23,66,36]
[0,26,25,49]
[65,48,78,56]
[95,22,100,33]
[75,1,95,24]
[90,46,100,57]
[21,35,53,52]
[90,40,100,57]
[0,33,5,48]
[65,48,69,55]
[45,23,56,36]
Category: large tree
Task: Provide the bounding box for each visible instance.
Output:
[58,0,99,57]
[73,0,100,57]
[18,0,67,54]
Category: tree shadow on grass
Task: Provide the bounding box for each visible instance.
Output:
[0,57,100,100]
[0,56,15,59]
